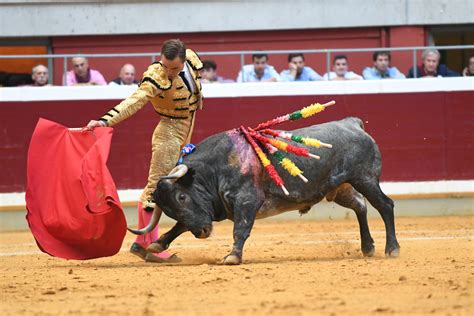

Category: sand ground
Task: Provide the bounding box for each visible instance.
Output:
[1,215,473,315]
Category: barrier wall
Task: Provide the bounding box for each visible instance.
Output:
[1,78,473,194]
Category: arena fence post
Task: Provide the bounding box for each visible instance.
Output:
[47,45,54,85]
[240,53,245,82]
[62,57,67,86]
[413,48,417,78]
[326,50,331,79]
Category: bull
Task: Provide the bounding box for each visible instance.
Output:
[130,117,400,265]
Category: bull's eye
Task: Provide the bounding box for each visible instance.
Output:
[177,193,186,204]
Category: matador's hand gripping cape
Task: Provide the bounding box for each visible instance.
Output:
[26,118,127,260]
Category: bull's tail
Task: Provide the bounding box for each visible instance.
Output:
[127,208,160,235]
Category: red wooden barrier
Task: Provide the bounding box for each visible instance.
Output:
[1,87,472,193]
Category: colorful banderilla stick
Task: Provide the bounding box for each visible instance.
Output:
[263,143,308,183]
[260,129,333,149]
[250,130,321,160]
[253,100,335,131]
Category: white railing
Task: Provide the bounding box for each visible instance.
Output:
[1,45,473,84]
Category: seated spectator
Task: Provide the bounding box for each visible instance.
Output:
[200,60,234,83]
[109,63,139,86]
[280,53,322,81]
[323,55,362,81]
[407,49,459,78]
[462,56,474,77]
[66,56,107,86]
[31,64,50,87]
[237,53,280,82]
[363,52,405,80]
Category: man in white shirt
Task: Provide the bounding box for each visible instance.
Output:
[323,55,363,81]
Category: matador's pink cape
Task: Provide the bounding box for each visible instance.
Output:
[26,118,126,260]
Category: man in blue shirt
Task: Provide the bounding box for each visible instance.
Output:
[280,53,322,82]
[237,53,280,82]
[363,51,405,80]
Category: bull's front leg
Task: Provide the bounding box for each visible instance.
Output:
[147,222,188,254]
[223,201,258,265]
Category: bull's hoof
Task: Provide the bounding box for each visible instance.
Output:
[146,242,166,254]
[385,243,400,258]
[386,247,400,258]
[222,254,241,265]
[362,245,375,257]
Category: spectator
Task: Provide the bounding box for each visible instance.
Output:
[407,49,459,78]
[280,53,322,81]
[236,53,280,82]
[66,56,107,86]
[199,60,234,83]
[109,63,139,86]
[323,55,362,81]
[363,51,405,80]
[462,56,474,77]
[31,64,50,87]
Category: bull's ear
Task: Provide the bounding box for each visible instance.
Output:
[177,167,195,187]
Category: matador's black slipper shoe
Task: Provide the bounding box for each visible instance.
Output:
[144,252,182,263]
[129,242,147,260]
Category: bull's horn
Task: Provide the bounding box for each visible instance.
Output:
[127,209,160,235]
[160,164,189,180]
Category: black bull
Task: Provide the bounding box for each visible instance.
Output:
[129,117,400,264]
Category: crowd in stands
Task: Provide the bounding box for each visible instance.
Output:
[229,49,467,83]
[1,49,472,87]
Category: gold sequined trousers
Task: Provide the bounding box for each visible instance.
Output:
[140,113,195,204]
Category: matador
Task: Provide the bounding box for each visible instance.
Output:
[86,39,203,262]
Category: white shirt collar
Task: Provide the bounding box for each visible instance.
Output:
[181,62,196,93]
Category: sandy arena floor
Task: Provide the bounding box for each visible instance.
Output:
[1,215,473,315]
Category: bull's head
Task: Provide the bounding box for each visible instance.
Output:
[153,164,214,239]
